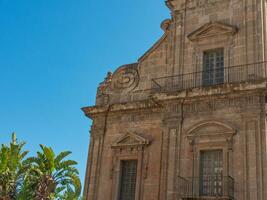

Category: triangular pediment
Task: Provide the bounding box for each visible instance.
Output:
[112,132,149,148]
[188,22,237,42]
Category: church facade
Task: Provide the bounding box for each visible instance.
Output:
[82,0,267,199]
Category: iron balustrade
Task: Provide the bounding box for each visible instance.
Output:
[152,61,267,92]
[177,175,235,199]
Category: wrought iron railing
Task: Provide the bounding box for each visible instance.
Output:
[177,175,234,199]
[152,61,267,92]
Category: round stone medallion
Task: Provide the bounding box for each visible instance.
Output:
[112,64,139,93]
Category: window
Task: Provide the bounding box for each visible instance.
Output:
[200,150,223,196]
[119,160,138,200]
[203,49,224,86]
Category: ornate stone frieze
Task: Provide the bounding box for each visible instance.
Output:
[189,0,217,8]
[166,0,229,11]
[184,0,228,10]
[167,95,261,114]
[119,112,155,123]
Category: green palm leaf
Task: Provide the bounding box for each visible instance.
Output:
[0,134,30,199]
[55,151,71,168]
[25,145,81,199]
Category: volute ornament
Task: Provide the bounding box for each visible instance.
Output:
[111,63,139,93]
[161,19,172,32]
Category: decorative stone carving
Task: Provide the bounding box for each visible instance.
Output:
[188,0,229,10]
[185,120,237,188]
[167,96,260,114]
[161,19,172,32]
[111,132,149,148]
[186,120,237,145]
[166,0,229,11]
[188,22,237,42]
[111,63,139,93]
[110,132,150,199]
[165,0,175,11]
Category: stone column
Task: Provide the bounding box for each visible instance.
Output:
[84,125,105,200]
[263,110,267,200]
[160,116,182,200]
[159,126,169,200]
[242,112,264,200]
[166,128,177,200]
[244,0,266,63]
[83,134,94,199]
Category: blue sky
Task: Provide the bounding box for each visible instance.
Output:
[0,0,169,188]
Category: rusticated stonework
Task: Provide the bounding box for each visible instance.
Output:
[83,1,267,200]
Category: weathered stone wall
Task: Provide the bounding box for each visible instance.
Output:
[83,92,267,200]
[94,0,267,105]
[83,0,267,200]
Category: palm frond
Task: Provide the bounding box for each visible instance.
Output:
[55,151,72,168]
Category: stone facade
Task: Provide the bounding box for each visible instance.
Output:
[82,0,267,200]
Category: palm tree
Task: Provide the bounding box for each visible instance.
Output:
[25,145,81,200]
[0,133,29,200]
[59,186,85,200]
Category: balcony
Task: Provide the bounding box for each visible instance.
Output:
[177,176,234,200]
[152,61,267,93]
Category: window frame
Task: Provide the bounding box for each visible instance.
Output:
[192,145,229,197]
[199,149,224,196]
[118,159,138,200]
[110,132,150,200]
[202,48,225,86]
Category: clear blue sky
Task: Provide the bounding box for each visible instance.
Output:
[0,0,169,189]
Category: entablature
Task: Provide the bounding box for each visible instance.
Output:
[165,0,230,12]
[82,98,162,119]
[152,81,267,102]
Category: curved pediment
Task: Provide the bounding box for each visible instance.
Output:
[188,22,237,42]
[186,120,236,139]
[111,132,149,148]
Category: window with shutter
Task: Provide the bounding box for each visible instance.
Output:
[203,49,224,86]
[119,160,138,200]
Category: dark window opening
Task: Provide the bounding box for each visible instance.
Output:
[203,49,224,86]
[119,160,137,200]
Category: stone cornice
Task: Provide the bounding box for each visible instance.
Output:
[82,98,162,119]
[152,81,267,102]
[83,82,267,119]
